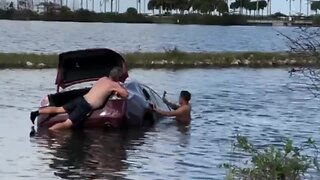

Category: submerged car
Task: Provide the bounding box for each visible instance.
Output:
[36,48,171,129]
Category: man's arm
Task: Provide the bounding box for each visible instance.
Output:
[163,97,180,110]
[114,83,129,98]
[162,91,180,110]
[154,106,185,117]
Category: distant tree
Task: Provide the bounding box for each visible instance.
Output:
[147,0,229,15]
[217,1,228,15]
[175,0,190,13]
[9,2,14,9]
[60,5,71,13]
[246,1,256,15]
[311,1,320,14]
[257,0,268,15]
[126,7,138,15]
[229,0,250,15]
[230,1,239,13]
[147,0,156,14]
[17,0,26,10]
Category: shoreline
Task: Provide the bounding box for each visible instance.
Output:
[0,52,317,69]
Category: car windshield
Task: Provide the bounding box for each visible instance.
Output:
[141,85,169,111]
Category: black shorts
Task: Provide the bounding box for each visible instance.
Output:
[63,96,92,126]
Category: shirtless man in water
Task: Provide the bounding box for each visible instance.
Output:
[153,91,191,125]
[30,67,129,131]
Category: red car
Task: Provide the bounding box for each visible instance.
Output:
[36,48,170,129]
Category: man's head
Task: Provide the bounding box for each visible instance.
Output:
[109,67,123,81]
[179,90,191,105]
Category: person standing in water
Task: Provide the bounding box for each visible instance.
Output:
[153,91,192,125]
[30,67,129,131]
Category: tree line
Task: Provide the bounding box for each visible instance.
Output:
[147,0,229,15]
[5,0,320,17]
[147,0,271,16]
[230,0,268,15]
[311,1,320,14]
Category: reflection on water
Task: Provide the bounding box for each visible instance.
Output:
[34,129,148,179]
[32,125,191,179]
[0,68,320,179]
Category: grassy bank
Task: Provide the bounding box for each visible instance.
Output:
[0,51,319,69]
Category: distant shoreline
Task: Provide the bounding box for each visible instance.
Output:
[0,52,318,69]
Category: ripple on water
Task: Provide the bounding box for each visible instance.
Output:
[0,69,320,179]
[0,22,292,53]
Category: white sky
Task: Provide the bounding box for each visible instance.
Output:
[15,0,314,16]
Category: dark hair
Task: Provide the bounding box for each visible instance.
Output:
[180,91,191,102]
[109,67,122,81]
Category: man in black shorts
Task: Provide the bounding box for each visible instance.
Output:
[62,95,93,126]
[30,67,128,130]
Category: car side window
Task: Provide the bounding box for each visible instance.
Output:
[141,86,156,102]
[142,88,151,100]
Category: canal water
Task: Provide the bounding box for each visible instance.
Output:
[0,68,319,179]
[0,20,296,53]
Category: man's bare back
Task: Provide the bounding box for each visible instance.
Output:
[84,77,128,109]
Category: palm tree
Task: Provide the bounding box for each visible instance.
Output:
[136,0,140,13]
[92,0,94,11]
[311,1,320,14]
[80,0,83,8]
[103,0,106,12]
[287,0,292,16]
[267,0,271,15]
[110,0,114,12]
[118,0,120,12]
[307,0,310,16]
[148,0,156,14]
[299,0,302,14]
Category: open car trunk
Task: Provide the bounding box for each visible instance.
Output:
[56,48,128,90]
